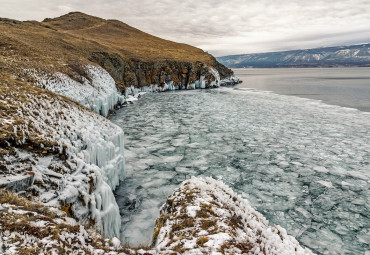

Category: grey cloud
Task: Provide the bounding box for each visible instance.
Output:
[0,0,369,56]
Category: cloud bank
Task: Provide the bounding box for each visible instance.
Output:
[1,0,370,56]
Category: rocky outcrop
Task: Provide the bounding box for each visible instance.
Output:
[154,177,314,255]
[89,52,235,93]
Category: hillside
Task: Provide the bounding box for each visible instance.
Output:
[217,43,370,68]
[0,12,233,91]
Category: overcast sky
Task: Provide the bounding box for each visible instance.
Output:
[1,0,370,56]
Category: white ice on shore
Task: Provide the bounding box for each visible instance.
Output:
[4,86,125,237]
[34,65,125,117]
[0,202,158,254]
[124,67,234,95]
[220,75,240,85]
[209,67,221,87]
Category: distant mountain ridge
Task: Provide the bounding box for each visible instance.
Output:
[217,43,370,68]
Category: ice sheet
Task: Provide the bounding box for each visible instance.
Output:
[112,88,369,254]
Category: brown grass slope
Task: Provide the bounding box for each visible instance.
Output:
[42,12,216,64]
[0,12,232,86]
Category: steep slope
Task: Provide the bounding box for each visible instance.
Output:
[42,12,215,63]
[0,12,233,94]
[217,43,370,68]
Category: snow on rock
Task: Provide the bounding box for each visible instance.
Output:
[2,86,125,237]
[34,65,125,117]
[154,176,314,255]
[220,76,241,86]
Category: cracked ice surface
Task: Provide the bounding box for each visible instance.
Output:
[112,88,370,254]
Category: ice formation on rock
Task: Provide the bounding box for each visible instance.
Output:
[209,67,221,87]
[154,177,314,255]
[35,65,125,117]
[220,76,241,86]
[3,87,125,237]
[124,67,235,95]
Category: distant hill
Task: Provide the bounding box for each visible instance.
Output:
[217,44,370,68]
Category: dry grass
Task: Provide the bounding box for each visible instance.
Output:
[196,203,215,218]
[0,73,83,157]
[42,12,216,64]
[0,189,57,217]
[197,236,209,247]
[0,12,219,80]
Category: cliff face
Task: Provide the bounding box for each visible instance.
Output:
[90,52,233,91]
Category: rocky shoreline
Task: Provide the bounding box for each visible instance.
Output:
[0,12,312,255]
[0,62,240,239]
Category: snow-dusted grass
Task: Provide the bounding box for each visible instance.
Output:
[0,190,155,255]
[154,177,314,255]
[1,177,314,254]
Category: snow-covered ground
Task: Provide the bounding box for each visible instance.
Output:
[1,177,313,255]
[154,176,314,254]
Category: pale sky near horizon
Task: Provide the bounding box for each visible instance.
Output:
[1,0,370,56]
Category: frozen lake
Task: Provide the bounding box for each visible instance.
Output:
[234,67,370,112]
[112,79,370,254]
